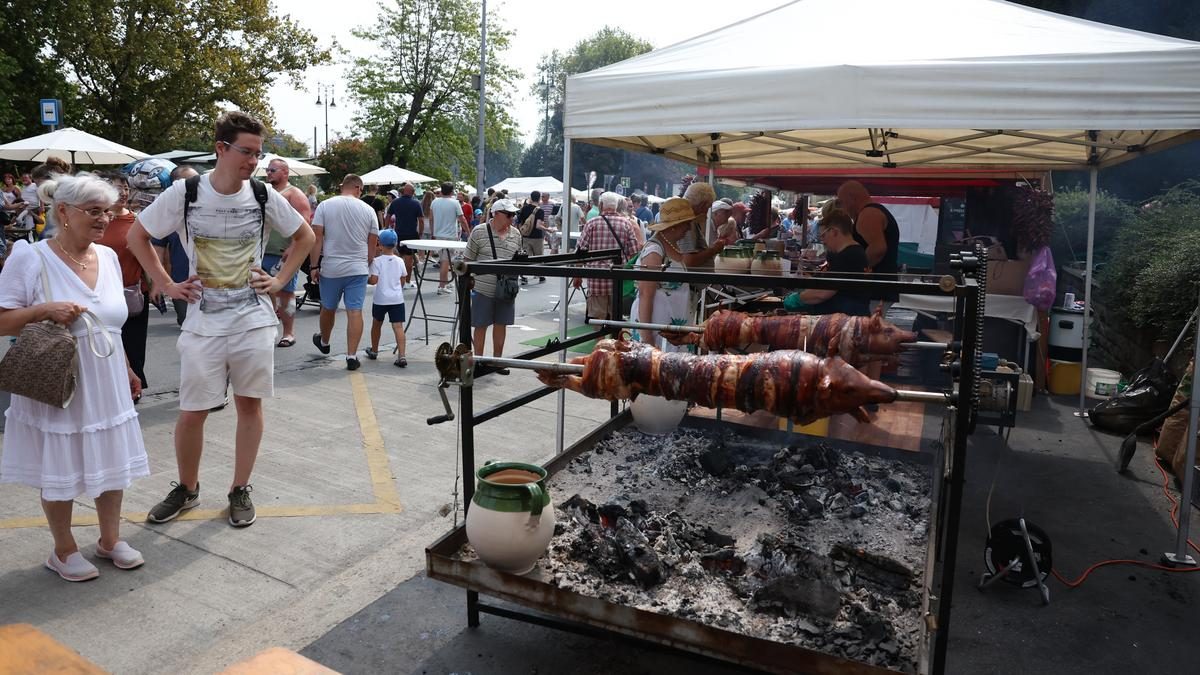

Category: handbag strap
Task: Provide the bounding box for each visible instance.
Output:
[34,244,116,359]
[600,214,631,261]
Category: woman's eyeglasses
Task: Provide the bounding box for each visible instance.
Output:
[69,205,115,220]
[220,141,266,160]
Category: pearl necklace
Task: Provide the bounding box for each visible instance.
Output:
[659,235,683,257]
[52,238,94,270]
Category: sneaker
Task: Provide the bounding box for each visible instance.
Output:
[45,551,99,582]
[394,356,408,368]
[228,485,256,527]
[436,286,451,295]
[95,540,144,570]
[365,348,379,360]
[146,481,200,523]
[312,333,330,354]
[347,356,361,371]
[405,281,417,289]
[520,276,529,285]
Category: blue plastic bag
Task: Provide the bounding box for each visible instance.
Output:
[1023,246,1057,312]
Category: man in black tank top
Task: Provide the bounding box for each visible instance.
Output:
[836,181,900,302]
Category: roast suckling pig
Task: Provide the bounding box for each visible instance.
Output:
[535,339,898,424]
[662,309,917,366]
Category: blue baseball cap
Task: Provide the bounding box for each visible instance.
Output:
[378,229,398,247]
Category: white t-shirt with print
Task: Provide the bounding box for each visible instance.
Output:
[369,254,407,306]
[311,196,379,278]
[430,197,462,240]
[137,175,303,337]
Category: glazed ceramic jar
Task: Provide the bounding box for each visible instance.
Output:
[466,461,556,575]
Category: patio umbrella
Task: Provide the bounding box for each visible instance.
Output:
[252,153,327,177]
[149,149,209,161]
[358,164,436,185]
[0,127,149,164]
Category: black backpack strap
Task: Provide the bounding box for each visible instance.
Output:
[182,175,201,243]
[249,178,269,254]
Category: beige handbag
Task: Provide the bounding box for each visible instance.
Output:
[0,247,114,408]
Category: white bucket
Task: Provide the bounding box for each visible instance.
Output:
[1085,368,1121,400]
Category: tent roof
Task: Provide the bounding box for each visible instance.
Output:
[489,176,587,201]
[564,0,1200,171]
[359,164,436,185]
[0,127,149,164]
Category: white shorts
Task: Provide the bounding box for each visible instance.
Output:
[178,326,275,411]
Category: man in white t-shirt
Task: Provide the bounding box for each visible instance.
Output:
[128,110,315,529]
[429,181,466,294]
[307,174,379,369]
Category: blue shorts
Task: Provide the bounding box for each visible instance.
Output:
[262,254,298,293]
[470,291,515,328]
[319,274,368,310]
[371,303,406,323]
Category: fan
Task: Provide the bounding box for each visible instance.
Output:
[981,518,1052,603]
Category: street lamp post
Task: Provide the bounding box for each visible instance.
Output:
[314,84,336,153]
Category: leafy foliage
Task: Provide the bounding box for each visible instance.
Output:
[1098,181,1200,336]
[347,0,520,184]
[265,131,314,158]
[0,3,74,143]
[1050,186,1136,265]
[29,0,330,153]
[315,138,380,191]
[521,27,688,194]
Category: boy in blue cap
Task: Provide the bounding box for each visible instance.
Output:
[366,229,408,366]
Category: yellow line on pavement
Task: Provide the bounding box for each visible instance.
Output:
[0,371,403,530]
[350,371,403,511]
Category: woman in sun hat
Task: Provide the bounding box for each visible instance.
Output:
[629,197,698,350]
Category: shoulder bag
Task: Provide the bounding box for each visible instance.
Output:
[0,247,115,408]
[601,215,640,307]
[485,226,520,301]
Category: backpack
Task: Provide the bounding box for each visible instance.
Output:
[182,175,269,247]
[518,206,538,237]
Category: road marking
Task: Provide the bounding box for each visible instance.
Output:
[0,372,403,529]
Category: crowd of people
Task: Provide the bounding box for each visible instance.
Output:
[0,104,900,582]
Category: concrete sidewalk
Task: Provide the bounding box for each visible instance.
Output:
[0,279,612,674]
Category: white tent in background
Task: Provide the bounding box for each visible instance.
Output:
[252,153,326,178]
[359,164,436,185]
[0,127,149,164]
[562,0,1200,416]
[149,149,208,161]
[489,176,586,201]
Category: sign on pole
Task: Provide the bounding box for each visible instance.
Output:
[39,99,61,128]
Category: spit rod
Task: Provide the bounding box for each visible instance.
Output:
[586,318,706,334]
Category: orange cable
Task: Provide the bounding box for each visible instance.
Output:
[1050,452,1200,587]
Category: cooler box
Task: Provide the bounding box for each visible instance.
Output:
[1049,308,1088,362]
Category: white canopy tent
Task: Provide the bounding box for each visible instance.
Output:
[252,153,327,178]
[0,127,149,165]
[489,176,587,201]
[359,164,436,185]
[560,0,1200,418]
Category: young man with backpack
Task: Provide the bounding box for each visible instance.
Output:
[127,111,315,528]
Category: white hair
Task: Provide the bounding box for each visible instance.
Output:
[40,172,118,230]
[599,191,622,210]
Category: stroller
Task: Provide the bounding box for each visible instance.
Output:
[296,257,322,311]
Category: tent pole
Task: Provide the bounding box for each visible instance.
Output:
[1165,285,1200,566]
[1079,168,1098,413]
[556,135,573,456]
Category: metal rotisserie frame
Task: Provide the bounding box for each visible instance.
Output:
[426,246,986,674]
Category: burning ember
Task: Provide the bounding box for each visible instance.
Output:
[457,427,931,672]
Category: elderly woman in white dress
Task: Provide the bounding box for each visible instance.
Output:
[0,173,149,582]
[629,197,700,350]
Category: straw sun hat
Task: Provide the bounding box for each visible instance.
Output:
[647,197,697,231]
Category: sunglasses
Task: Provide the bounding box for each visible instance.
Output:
[220,140,266,160]
[263,167,282,174]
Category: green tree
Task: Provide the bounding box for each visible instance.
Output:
[316,138,380,190]
[348,0,519,182]
[0,3,73,142]
[36,0,329,153]
[1098,181,1200,335]
[1050,186,1136,265]
[521,28,691,193]
[265,131,314,158]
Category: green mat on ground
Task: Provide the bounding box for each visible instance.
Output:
[519,324,600,354]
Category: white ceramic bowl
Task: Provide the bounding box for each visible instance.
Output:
[631,395,688,434]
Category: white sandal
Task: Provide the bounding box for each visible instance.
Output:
[45,551,99,582]
[95,540,145,570]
